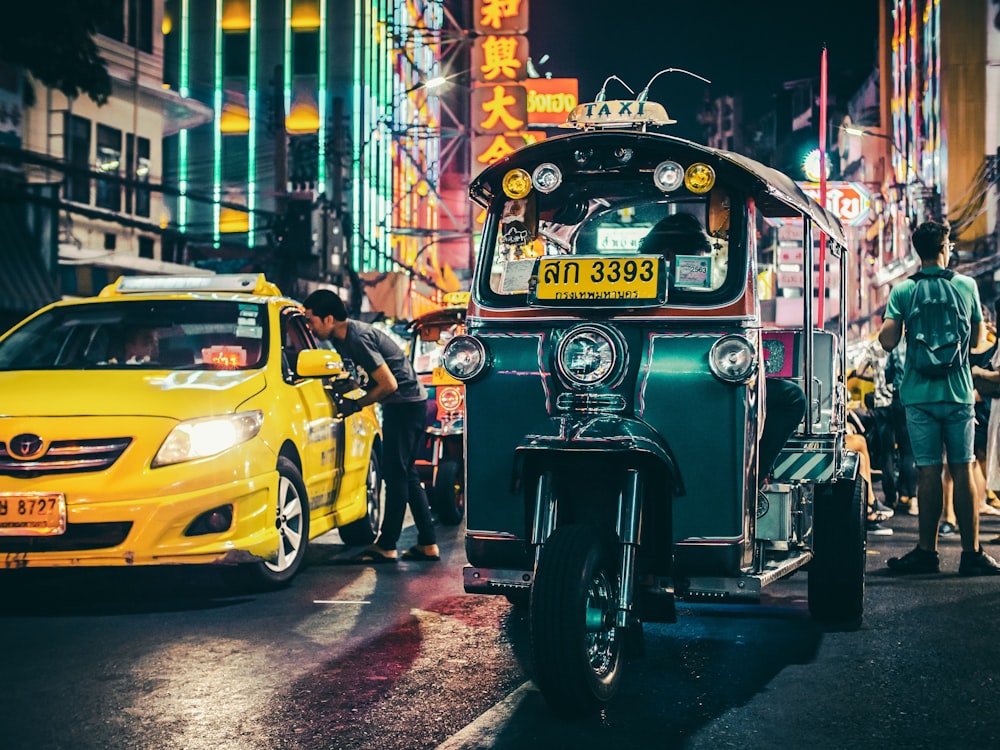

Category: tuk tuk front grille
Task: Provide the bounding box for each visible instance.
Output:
[555,393,627,413]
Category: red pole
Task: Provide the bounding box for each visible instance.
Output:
[817,46,828,329]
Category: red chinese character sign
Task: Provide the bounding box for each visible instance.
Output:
[472,35,528,82]
[472,132,547,177]
[472,84,528,134]
[474,0,528,34]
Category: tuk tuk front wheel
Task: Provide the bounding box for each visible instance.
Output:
[530,524,624,717]
[432,458,464,526]
[809,474,866,628]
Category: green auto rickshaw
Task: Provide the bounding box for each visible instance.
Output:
[442,75,866,717]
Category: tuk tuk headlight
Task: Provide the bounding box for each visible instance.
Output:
[442,335,488,381]
[556,324,623,387]
[532,163,562,193]
[653,160,684,192]
[709,335,757,383]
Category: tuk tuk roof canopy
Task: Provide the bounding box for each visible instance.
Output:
[470,130,847,249]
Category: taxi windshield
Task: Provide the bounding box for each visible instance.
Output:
[481,182,742,307]
[0,299,269,371]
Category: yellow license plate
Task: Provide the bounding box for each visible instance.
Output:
[0,493,67,536]
[431,366,461,386]
[533,255,663,302]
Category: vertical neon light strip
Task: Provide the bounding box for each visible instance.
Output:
[318,0,327,192]
[284,0,292,184]
[213,0,224,245]
[248,0,258,247]
[352,0,362,271]
[178,0,190,230]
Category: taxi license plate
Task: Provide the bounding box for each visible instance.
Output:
[0,493,67,536]
[531,255,665,305]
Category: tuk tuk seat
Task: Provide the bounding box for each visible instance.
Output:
[763,328,838,435]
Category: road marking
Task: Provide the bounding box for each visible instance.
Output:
[435,681,535,749]
[313,600,371,605]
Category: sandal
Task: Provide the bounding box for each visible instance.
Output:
[401,545,441,562]
[349,546,398,564]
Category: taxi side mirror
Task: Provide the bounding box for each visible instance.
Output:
[296,349,347,379]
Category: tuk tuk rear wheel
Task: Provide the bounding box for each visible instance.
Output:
[530,524,624,717]
[808,474,866,628]
[432,458,464,526]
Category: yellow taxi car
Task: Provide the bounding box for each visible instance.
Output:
[0,274,381,589]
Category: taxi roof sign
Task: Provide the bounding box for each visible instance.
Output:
[564,99,676,130]
[103,274,282,297]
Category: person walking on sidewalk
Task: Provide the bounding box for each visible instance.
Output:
[878,221,1000,575]
[303,289,440,564]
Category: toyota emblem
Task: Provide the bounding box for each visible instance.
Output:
[9,433,45,460]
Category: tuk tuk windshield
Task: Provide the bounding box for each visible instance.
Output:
[482,185,744,307]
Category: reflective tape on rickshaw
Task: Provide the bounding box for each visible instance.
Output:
[771,451,835,482]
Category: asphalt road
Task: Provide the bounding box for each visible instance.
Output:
[2,510,1000,750]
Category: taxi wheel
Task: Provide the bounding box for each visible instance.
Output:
[432,459,464,526]
[530,523,624,717]
[338,449,382,546]
[236,457,310,591]
[809,474,866,629]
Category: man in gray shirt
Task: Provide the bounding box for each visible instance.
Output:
[304,289,439,563]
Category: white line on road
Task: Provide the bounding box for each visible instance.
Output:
[312,600,371,605]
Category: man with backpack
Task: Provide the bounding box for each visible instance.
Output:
[878,220,1000,575]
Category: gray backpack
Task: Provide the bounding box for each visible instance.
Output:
[905,269,970,378]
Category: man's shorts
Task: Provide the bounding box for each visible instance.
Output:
[905,402,975,466]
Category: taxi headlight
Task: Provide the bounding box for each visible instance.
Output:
[557,325,621,387]
[532,163,562,193]
[152,410,264,467]
[442,335,488,381]
[653,160,684,192]
[709,335,757,383]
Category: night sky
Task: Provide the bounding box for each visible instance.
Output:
[528,0,880,141]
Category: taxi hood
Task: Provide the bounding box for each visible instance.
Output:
[0,370,268,420]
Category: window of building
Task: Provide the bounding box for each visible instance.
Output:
[292,31,319,76]
[222,134,249,186]
[98,0,153,53]
[126,134,151,217]
[96,125,123,212]
[138,236,155,259]
[65,115,91,204]
[224,32,250,78]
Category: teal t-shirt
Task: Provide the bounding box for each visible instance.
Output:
[883,266,982,406]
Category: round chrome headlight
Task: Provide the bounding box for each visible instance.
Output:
[556,325,622,387]
[442,335,487,381]
[532,163,562,193]
[709,335,757,383]
[653,160,684,192]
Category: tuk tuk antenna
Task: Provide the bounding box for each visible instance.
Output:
[594,75,635,102]
[636,68,711,103]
